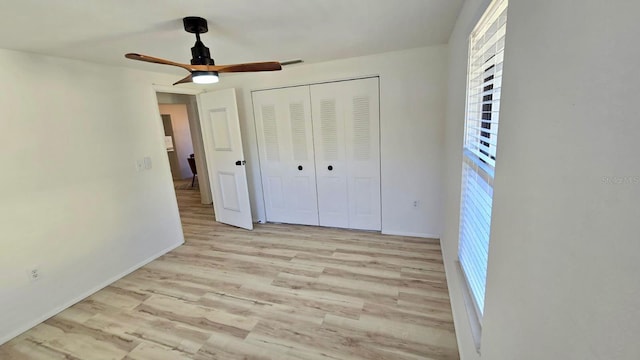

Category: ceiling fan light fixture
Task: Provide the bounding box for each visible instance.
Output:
[192,71,219,84]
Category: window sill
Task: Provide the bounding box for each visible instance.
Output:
[455,260,483,354]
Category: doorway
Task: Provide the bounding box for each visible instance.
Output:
[155,91,213,206]
[154,89,218,235]
[153,86,254,230]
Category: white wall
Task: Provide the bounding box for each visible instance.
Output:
[159,104,194,179]
[197,46,448,237]
[442,0,640,359]
[0,49,185,344]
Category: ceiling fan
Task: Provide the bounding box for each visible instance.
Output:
[125,16,282,85]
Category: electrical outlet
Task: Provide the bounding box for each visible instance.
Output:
[413,200,419,208]
[135,159,144,172]
[28,267,41,282]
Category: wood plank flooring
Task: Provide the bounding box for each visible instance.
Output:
[0,181,459,359]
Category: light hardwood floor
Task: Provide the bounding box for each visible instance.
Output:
[0,181,459,359]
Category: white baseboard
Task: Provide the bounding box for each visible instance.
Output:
[381,230,440,239]
[0,241,183,346]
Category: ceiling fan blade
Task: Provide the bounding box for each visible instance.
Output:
[189,61,282,73]
[173,74,193,86]
[218,61,282,72]
[125,53,193,71]
[280,59,304,66]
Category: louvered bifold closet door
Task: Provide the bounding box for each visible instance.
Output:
[311,77,381,230]
[252,86,319,225]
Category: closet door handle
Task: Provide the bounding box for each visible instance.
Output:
[298,165,303,171]
[328,165,334,171]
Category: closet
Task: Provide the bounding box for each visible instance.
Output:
[252,77,380,231]
[252,77,381,230]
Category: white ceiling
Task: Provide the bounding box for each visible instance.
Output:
[0,0,463,75]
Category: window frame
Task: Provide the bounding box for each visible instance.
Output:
[457,0,509,341]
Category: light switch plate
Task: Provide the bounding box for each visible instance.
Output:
[143,156,152,170]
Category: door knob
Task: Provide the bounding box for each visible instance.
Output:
[298,165,303,171]
[328,165,333,171]
[235,160,246,166]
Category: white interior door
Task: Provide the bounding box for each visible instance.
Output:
[310,85,349,228]
[198,88,253,230]
[252,86,319,225]
[343,78,381,230]
[311,77,381,230]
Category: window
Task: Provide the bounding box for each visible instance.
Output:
[459,0,508,321]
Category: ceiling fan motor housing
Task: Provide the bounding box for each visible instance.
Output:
[183,16,215,65]
[191,40,215,65]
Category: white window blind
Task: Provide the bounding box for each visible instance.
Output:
[459,0,508,319]
[464,0,508,168]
